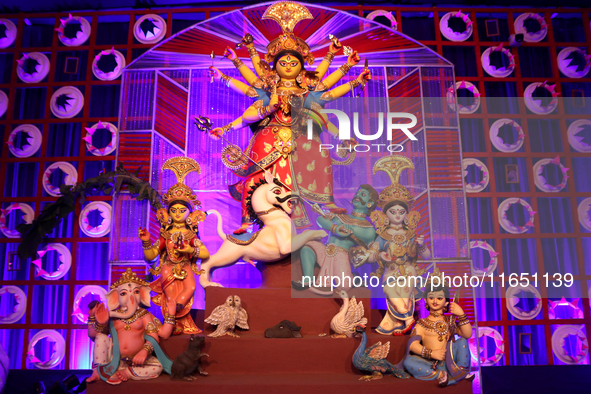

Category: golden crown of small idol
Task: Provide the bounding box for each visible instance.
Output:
[161,183,201,208]
[110,268,150,289]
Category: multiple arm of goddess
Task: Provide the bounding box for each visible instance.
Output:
[207,36,371,138]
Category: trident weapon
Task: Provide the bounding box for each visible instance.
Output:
[210,51,215,83]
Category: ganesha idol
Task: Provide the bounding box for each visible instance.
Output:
[87,268,175,385]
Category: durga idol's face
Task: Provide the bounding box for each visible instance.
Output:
[276,54,302,79]
[169,203,190,223]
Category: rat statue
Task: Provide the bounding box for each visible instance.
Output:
[170,335,209,381]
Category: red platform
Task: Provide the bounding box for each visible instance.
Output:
[87,256,473,393]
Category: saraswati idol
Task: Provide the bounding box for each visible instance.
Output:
[207,1,371,233]
[138,157,208,335]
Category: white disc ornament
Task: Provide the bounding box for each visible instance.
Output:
[489,119,525,152]
[514,13,547,43]
[50,86,84,119]
[463,158,489,193]
[551,325,588,365]
[16,52,50,83]
[42,162,78,197]
[83,121,118,156]
[134,14,167,44]
[524,82,559,115]
[557,47,591,79]
[55,14,91,47]
[481,44,515,78]
[7,124,42,158]
[506,284,543,320]
[72,286,108,323]
[79,201,112,237]
[469,327,505,366]
[32,243,72,280]
[470,240,498,276]
[27,330,66,369]
[0,203,35,238]
[578,198,591,232]
[533,156,569,193]
[92,47,126,81]
[0,19,17,48]
[447,81,480,114]
[498,198,536,234]
[0,286,27,324]
[0,89,8,118]
[365,10,398,30]
[439,10,473,42]
[567,120,591,153]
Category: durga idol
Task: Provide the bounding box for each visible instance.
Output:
[207,1,371,233]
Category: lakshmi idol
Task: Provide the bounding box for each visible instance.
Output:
[207,1,371,233]
[138,157,209,335]
[397,271,473,387]
[350,156,431,335]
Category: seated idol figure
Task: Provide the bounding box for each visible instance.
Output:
[396,272,474,387]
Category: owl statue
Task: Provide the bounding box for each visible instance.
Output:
[205,295,249,338]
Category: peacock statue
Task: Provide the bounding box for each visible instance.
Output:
[352,325,410,381]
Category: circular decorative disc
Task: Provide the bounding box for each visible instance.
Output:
[551,325,588,365]
[481,45,515,78]
[84,121,118,156]
[42,162,78,197]
[514,13,547,43]
[79,201,112,237]
[0,203,35,238]
[56,14,91,47]
[506,284,543,320]
[524,82,558,115]
[32,243,72,281]
[50,86,84,119]
[16,52,50,83]
[8,124,42,158]
[27,330,66,369]
[557,47,591,79]
[92,48,126,81]
[439,11,473,42]
[134,14,167,44]
[567,120,591,153]
[0,286,27,324]
[0,19,17,48]
[489,119,525,152]
[0,89,8,118]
